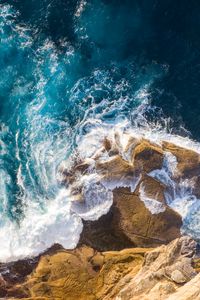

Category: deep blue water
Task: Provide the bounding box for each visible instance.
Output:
[1,0,200,260]
[3,0,200,137]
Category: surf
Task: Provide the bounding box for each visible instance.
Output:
[0,2,200,262]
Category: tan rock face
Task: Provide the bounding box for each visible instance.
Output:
[113,188,182,247]
[60,135,200,250]
[165,272,200,300]
[6,237,200,300]
[133,139,164,173]
[7,246,149,300]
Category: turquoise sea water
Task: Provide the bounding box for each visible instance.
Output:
[0,0,200,261]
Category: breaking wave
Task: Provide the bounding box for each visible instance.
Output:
[0,1,200,261]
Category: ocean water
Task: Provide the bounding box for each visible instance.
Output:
[0,0,200,261]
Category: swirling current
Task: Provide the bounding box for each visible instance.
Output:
[0,0,200,261]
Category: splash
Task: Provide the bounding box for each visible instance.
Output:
[0,2,200,262]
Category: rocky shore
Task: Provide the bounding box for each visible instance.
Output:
[2,134,200,299]
[1,236,200,299]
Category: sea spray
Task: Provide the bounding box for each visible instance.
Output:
[0,2,200,262]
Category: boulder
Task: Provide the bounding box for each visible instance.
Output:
[162,141,200,178]
[133,139,164,172]
[79,184,182,250]
[116,236,197,300]
[96,155,136,182]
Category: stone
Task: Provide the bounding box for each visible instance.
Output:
[165,272,200,300]
[162,141,200,178]
[116,236,197,300]
[7,246,148,300]
[7,237,200,300]
[79,186,182,250]
[170,270,187,283]
[133,139,164,172]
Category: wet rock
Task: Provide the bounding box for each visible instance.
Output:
[133,139,164,173]
[162,141,200,178]
[79,185,182,250]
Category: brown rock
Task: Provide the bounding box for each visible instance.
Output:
[8,237,200,300]
[113,187,182,247]
[9,246,149,300]
[163,141,200,178]
[96,155,136,182]
[133,139,164,173]
[79,186,182,250]
[79,199,135,251]
[56,135,199,255]
[139,174,166,204]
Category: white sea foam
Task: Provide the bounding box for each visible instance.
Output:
[1,103,200,262]
[0,189,83,262]
[1,2,200,263]
[102,175,141,193]
[75,0,87,17]
[71,179,113,221]
[139,182,166,214]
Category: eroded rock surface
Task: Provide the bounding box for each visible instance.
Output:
[6,246,149,300]
[79,186,182,250]
[5,236,200,300]
[72,136,194,249]
[116,236,197,300]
